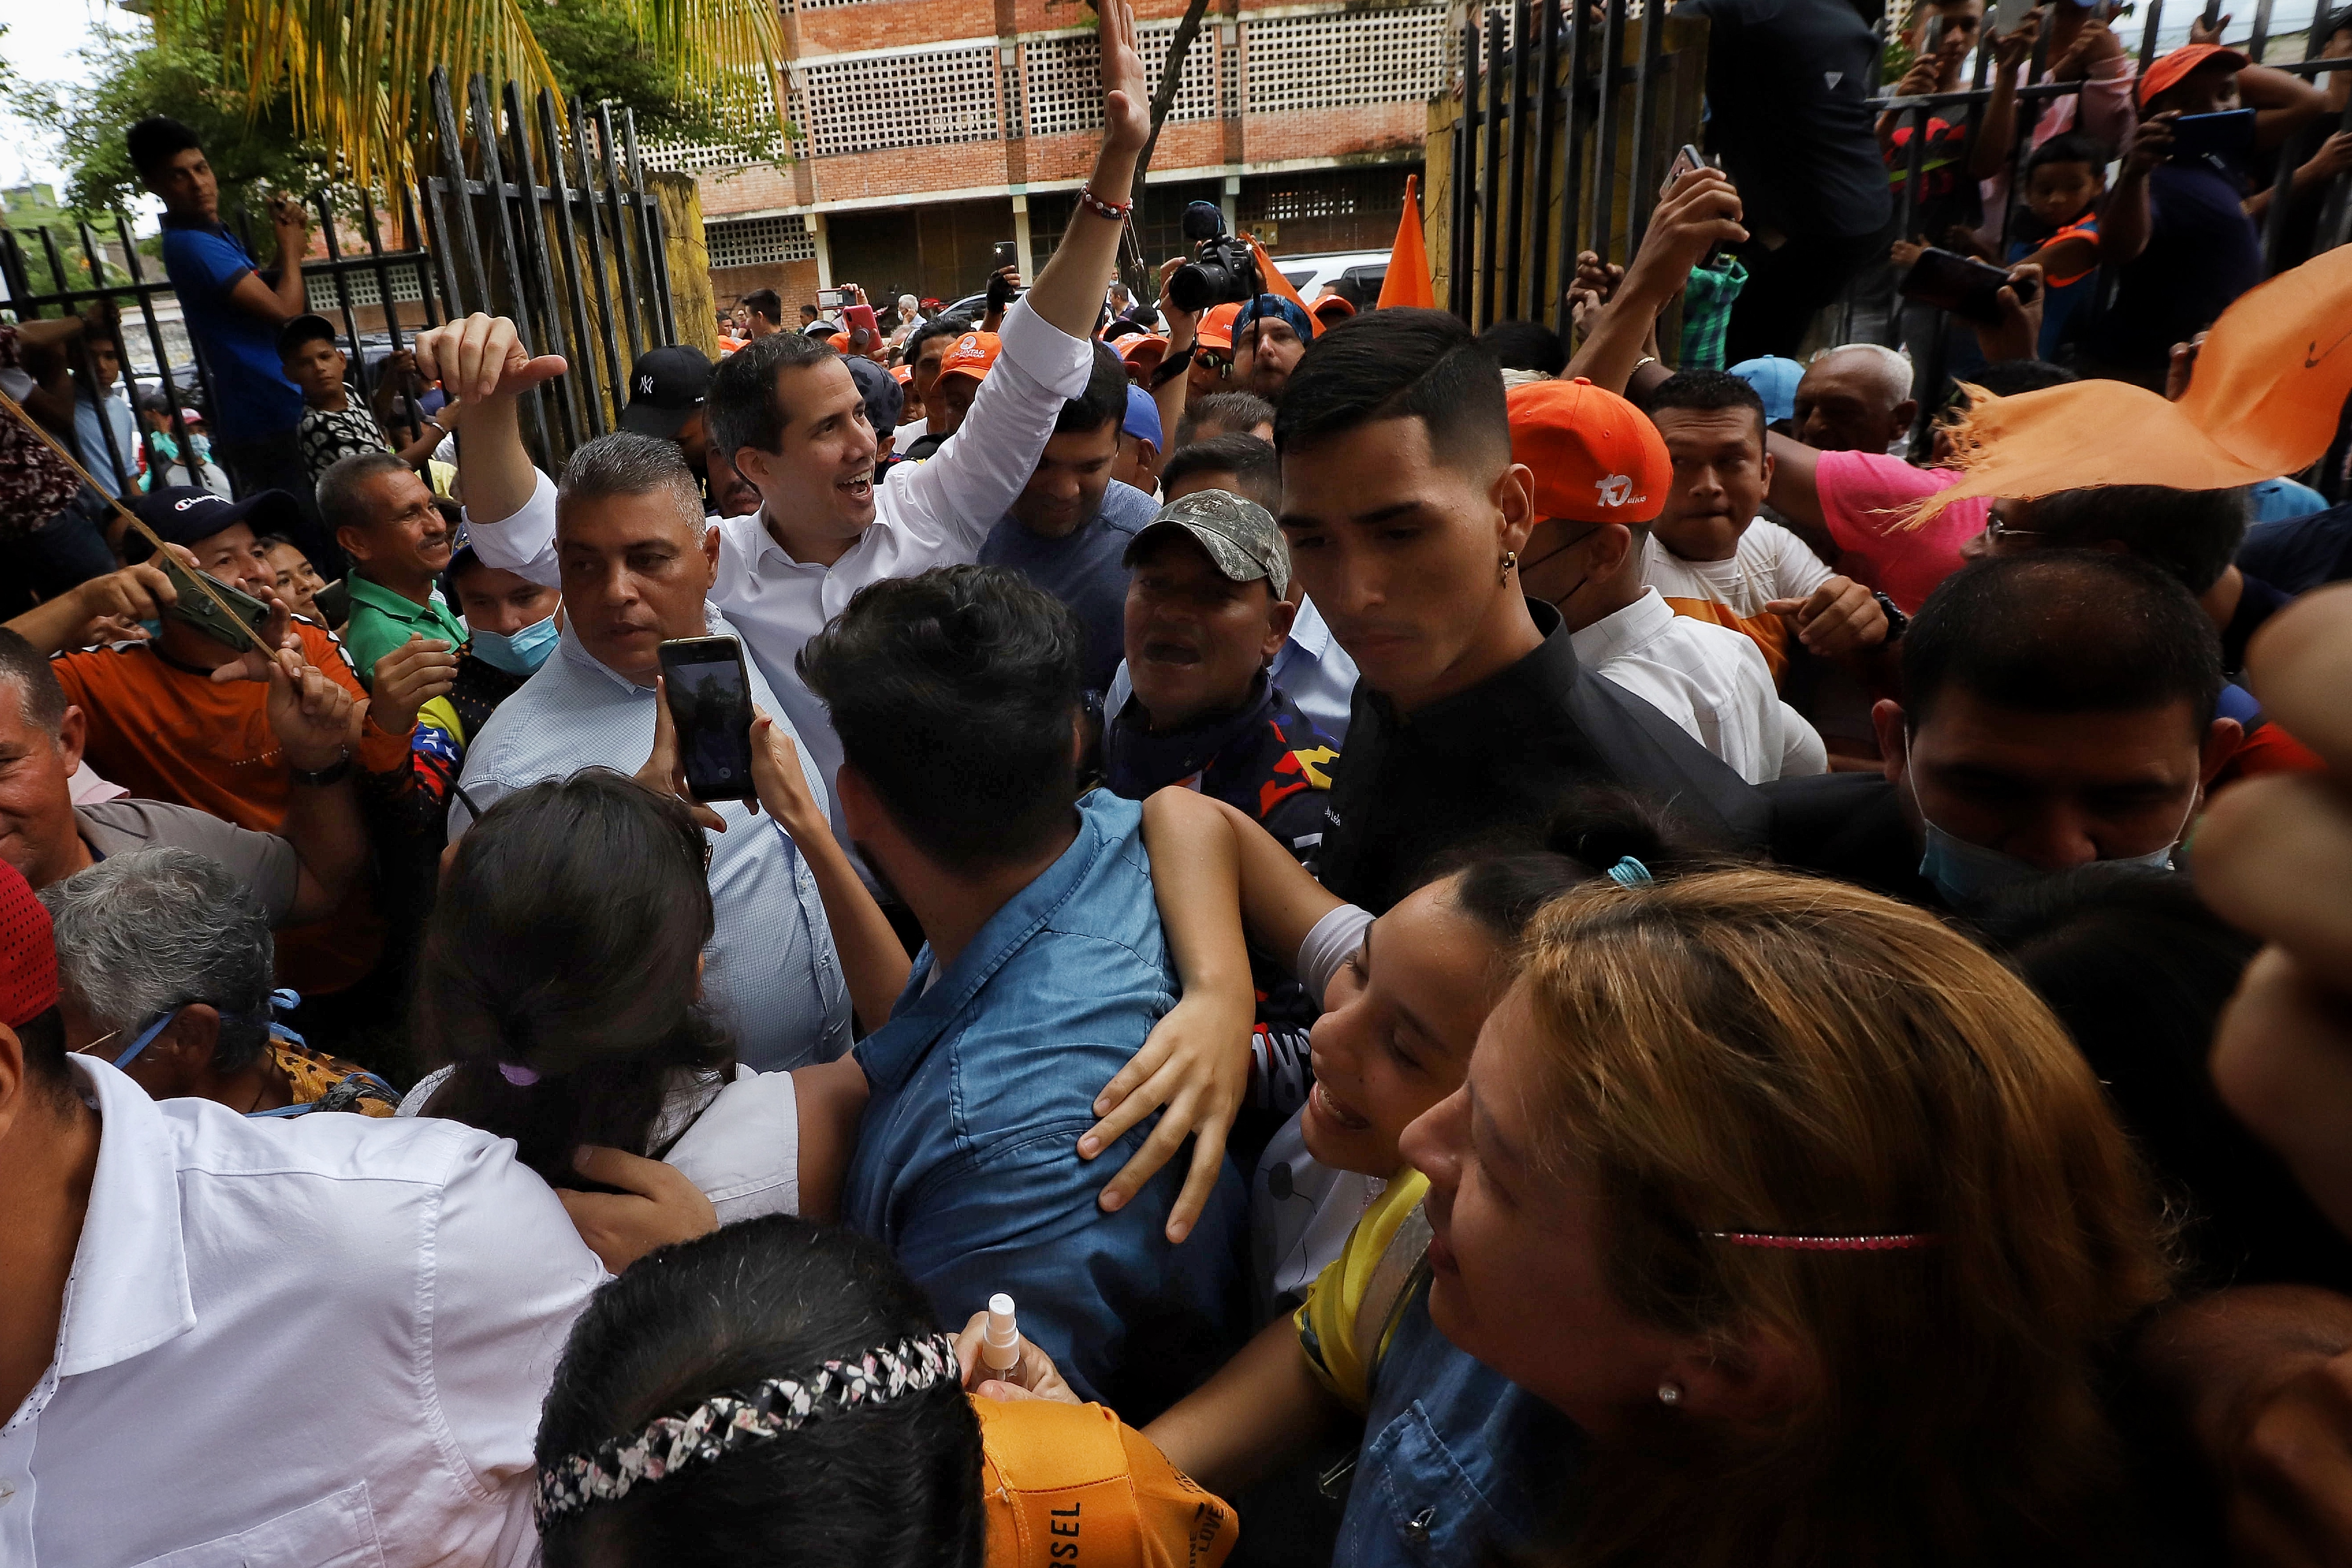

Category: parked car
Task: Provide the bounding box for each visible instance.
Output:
[1270,249,1390,304]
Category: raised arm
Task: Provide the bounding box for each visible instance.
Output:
[225,195,315,326]
[1563,168,1748,394]
[411,314,568,530]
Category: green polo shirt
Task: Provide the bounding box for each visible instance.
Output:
[342,573,467,688]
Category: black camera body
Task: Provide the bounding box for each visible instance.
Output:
[1167,201,1263,314]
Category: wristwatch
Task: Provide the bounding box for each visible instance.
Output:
[289,751,353,787]
[1871,590,1910,642]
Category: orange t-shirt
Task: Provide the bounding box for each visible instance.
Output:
[52,623,408,992]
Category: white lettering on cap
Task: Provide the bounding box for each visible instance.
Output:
[639,373,655,396]
[1593,473,1646,510]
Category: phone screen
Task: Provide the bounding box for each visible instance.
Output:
[659,638,757,802]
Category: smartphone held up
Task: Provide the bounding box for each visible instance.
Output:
[658,636,759,803]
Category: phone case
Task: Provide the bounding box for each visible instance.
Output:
[159,553,270,652]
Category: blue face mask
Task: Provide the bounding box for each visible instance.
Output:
[471,613,559,676]
[1905,731,2189,909]
[136,618,164,641]
[111,1008,180,1070]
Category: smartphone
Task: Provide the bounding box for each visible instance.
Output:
[158,552,270,652]
[658,635,757,803]
[844,303,879,342]
[1661,143,1709,198]
[312,578,351,630]
[816,285,853,310]
[1899,247,2025,326]
[2169,108,2258,164]
[1993,0,2036,37]
[992,240,1020,272]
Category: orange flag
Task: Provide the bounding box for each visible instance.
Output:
[1378,174,1436,311]
[1245,236,1321,334]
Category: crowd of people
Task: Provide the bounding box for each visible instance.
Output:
[9,0,2352,1562]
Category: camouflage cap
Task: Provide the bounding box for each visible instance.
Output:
[1123,488,1290,597]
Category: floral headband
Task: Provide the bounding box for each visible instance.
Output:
[535,1331,959,1528]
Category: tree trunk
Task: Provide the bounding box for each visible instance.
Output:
[1124,0,1215,291]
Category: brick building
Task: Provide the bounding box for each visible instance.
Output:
[652,0,1448,315]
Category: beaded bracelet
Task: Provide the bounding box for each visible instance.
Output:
[1077,182,1133,221]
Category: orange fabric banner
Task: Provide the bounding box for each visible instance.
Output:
[1245,236,1320,333]
[1378,173,1437,310]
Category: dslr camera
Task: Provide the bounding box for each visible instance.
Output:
[1167,202,1263,314]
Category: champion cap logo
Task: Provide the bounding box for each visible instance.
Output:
[1825,70,1844,88]
[172,495,225,512]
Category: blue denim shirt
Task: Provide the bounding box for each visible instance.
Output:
[1339,1274,1584,1567]
[843,790,1248,1416]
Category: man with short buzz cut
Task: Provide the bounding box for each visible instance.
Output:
[807,564,1247,1418]
[1275,308,1765,913]
[450,432,848,1071]
[1791,343,1916,455]
[439,0,1153,867]
[127,115,320,538]
[0,857,607,1568]
[978,343,1161,692]
[320,449,464,689]
[1175,389,1276,450]
[1766,550,2241,912]
[1160,430,1282,510]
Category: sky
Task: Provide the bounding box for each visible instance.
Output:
[2,0,145,194]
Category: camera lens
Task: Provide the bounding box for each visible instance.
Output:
[1168,261,1219,315]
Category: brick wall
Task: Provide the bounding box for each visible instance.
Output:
[711,259,822,312]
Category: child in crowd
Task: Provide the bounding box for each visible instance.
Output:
[279,313,446,484]
[2007,132,2107,360]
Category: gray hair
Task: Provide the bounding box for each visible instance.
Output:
[0,628,68,739]
[1811,342,1915,408]
[41,846,275,1073]
[556,431,708,538]
[316,449,417,538]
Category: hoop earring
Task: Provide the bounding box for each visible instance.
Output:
[1657,1382,1683,1406]
[1499,550,1518,583]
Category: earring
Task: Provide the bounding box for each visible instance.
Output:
[1499,549,1518,582]
[1657,1382,1683,1406]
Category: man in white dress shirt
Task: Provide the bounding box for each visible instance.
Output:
[0,859,606,1568]
[419,6,1149,862]
[1508,378,1826,784]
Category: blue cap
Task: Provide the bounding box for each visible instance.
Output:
[1727,356,1805,426]
[1123,383,1163,449]
[1232,293,1315,347]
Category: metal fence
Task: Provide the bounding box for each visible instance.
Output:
[0,73,672,506]
[1442,0,1704,333]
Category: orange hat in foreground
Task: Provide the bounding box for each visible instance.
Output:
[1196,303,1242,351]
[2138,42,2250,106]
[935,330,1003,387]
[1310,293,1358,328]
[1913,242,2352,524]
[1507,377,1672,524]
[976,1396,1236,1568]
[1120,333,1171,378]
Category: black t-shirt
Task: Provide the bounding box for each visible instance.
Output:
[2095,159,2264,384]
[1676,0,1895,241]
[1316,599,1768,914]
[1762,770,1941,907]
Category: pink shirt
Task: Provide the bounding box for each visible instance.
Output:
[1816,449,1989,614]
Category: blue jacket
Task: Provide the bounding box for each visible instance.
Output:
[842,790,1248,1417]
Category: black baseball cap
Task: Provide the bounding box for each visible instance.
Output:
[275,314,339,360]
[618,345,716,439]
[122,486,303,562]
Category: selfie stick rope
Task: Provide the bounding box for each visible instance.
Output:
[0,385,263,644]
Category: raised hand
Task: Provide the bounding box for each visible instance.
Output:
[1097,0,1151,156]
[410,312,567,407]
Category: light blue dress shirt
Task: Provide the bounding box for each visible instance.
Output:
[450,605,851,1070]
[841,790,1247,1416]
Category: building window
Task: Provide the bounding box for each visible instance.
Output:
[704,215,819,268]
[798,46,1002,156]
[1023,23,1221,141]
[304,265,428,312]
[1242,6,1453,116]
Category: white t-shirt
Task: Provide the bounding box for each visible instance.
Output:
[1570,588,1827,784]
[1642,518,1834,618]
[402,1063,802,1224]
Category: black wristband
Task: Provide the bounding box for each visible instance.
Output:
[1149,344,1195,389]
[288,752,353,788]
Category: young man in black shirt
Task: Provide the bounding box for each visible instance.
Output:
[1766,551,2239,912]
[1272,308,1764,912]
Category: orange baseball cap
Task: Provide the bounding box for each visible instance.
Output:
[1507,377,1671,524]
[1119,333,1170,377]
[1310,293,1357,327]
[891,362,912,384]
[2138,42,2249,106]
[975,1396,1237,1568]
[935,330,1003,387]
[1196,302,1242,351]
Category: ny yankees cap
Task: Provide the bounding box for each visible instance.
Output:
[619,344,717,439]
[1124,488,1291,598]
[1506,377,1671,525]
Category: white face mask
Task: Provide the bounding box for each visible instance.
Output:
[1903,731,2195,909]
